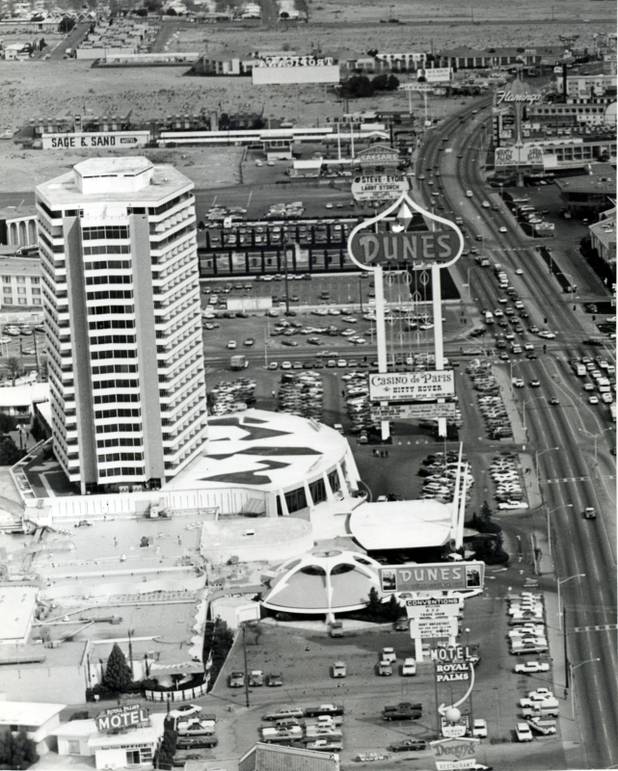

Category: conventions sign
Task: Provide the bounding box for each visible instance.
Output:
[41,131,150,150]
[347,192,464,271]
[95,704,151,734]
[369,370,454,402]
[407,597,460,641]
[379,562,485,593]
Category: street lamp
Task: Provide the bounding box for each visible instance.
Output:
[534,445,560,479]
[558,573,585,632]
[578,425,614,465]
[544,503,573,558]
[569,657,600,718]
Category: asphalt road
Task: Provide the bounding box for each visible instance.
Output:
[428,104,617,769]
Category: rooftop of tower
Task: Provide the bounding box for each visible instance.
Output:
[36,156,194,205]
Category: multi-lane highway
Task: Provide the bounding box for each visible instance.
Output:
[417,102,616,768]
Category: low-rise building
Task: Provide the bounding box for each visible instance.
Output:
[0,700,65,754]
[0,206,38,248]
[0,256,42,307]
[239,741,340,770]
[589,209,616,267]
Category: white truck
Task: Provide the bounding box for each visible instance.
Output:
[571,361,587,377]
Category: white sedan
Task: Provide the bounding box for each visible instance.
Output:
[499,226,508,233]
[514,661,550,674]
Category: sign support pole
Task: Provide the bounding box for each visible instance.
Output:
[374,266,390,441]
[431,263,447,438]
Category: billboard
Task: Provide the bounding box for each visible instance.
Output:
[379,562,485,593]
[495,89,541,106]
[494,143,544,167]
[369,370,454,402]
[95,704,150,734]
[418,67,453,83]
[351,174,409,202]
[252,64,340,85]
[355,144,400,168]
[41,131,150,150]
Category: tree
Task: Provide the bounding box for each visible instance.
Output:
[103,642,133,693]
[367,586,382,615]
[0,435,22,466]
[58,15,75,33]
[0,412,16,433]
[155,717,177,768]
[0,729,14,765]
[6,357,22,386]
[11,730,38,770]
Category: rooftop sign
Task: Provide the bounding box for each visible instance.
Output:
[95,704,151,734]
[41,131,149,150]
[379,562,485,593]
[347,192,464,270]
[351,174,409,202]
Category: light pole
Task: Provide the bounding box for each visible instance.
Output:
[558,573,585,632]
[544,503,573,558]
[570,657,600,718]
[534,445,560,479]
[578,425,614,465]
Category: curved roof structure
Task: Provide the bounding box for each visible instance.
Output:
[349,499,454,551]
[261,548,382,614]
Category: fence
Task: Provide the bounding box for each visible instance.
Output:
[144,680,209,702]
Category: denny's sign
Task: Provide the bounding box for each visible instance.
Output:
[96,704,151,734]
[347,192,463,270]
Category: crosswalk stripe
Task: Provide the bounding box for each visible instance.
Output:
[573,623,617,633]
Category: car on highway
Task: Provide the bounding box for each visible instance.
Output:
[583,507,597,520]
[331,661,347,678]
[588,395,599,405]
[499,226,508,233]
[514,661,550,674]
[529,380,541,388]
[549,397,560,405]
[226,340,237,349]
[243,337,255,346]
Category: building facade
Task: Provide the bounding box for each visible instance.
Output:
[0,256,42,307]
[35,157,207,494]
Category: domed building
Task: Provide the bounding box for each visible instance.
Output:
[261,548,382,615]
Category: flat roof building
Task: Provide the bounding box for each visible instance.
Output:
[0,585,38,644]
[35,157,208,494]
[0,700,65,753]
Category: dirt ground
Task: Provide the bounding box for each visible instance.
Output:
[0,4,612,191]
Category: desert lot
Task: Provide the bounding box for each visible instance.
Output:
[0,1,613,191]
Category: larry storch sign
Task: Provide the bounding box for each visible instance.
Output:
[379,562,485,593]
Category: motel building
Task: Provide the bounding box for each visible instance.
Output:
[54,705,165,769]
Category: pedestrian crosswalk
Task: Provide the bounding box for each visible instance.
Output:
[573,624,617,633]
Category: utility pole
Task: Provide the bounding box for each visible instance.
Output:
[563,605,569,690]
[242,623,250,708]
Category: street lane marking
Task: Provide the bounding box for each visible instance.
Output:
[573,624,618,633]
[546,475,615,483]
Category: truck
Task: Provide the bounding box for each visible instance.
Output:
[483,311,495,325]
[328,620,344,637]
[497,271,509,287]
[230,354,248,371]
[382,702,423,721]
[303,704,344,718]
[572,361,587,377]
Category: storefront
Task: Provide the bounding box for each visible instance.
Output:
[55,706,164,769]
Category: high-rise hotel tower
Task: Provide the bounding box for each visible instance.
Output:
[36,157,208,494]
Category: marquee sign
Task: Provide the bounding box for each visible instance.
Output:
[351,174,409,202]
[369,370,454,402]
[370,402,457,421]
[355,144,400,168]
[347,191,464,270]
[95,704,151,734]
[494,143,544,168]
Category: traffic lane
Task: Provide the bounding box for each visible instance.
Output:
[532,409,618,765]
